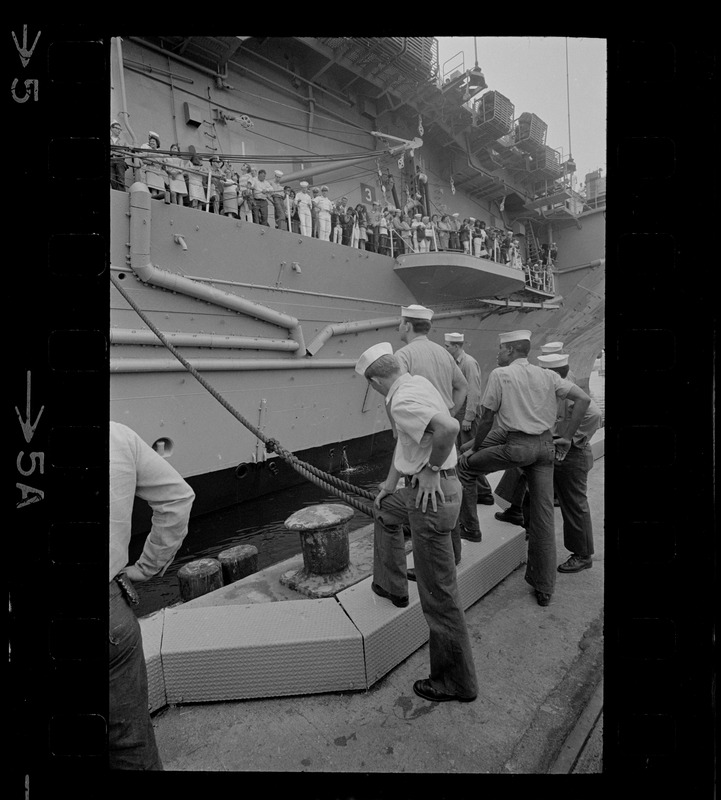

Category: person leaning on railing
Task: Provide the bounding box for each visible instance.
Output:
[251,168,273,226]
[139,131,169,202]
[269,170,287,230]
[367,201,382,253]
[400,213,414,253]
[437,215,451,251]
[110,120,132,191]
[310,186,321,237]
[285,186,301,233]
[163,144,188,206]
[221,164,240,219]
[355,203,369,251]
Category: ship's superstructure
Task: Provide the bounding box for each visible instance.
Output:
[110,36,605,517]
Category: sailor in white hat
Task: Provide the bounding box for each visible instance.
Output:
[294,180,313,237]
[537,353,569,368]
[540,342,563,354]
[442,332,495,510]
[314,185,334,241]
[454,328,592,606]
[395,304,468,457]
[496,350,602,573]
[356,341,478,704]
[538,343,577,382]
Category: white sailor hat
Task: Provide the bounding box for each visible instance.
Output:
[111,120,121,127]
[414,213,422,218]
[452,212,459,217]
[299,180,309,188]
[444,332,464,343]
[321,185,329,191]
[540,341,563,353]
[274,169,283,177]
[498,329,531,344]
[355,342,394,376]
[401,304,433,320]
[372,200,380,205]
[538,353,569,368]
[470,217,476,222]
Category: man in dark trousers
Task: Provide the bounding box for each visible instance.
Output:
[356,342,477,704]
[455,330,592,606]
[443,331,495,506]
[110,421,194,769]
[494,352,601,574]
[394,304,468,576]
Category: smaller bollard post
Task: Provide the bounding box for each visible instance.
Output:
[177,557,223,602]
[284,504,354,575]
[218,544,259,584]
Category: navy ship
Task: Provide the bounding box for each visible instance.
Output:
[109,36,605,519]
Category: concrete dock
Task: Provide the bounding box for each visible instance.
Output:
[148,443,604,774]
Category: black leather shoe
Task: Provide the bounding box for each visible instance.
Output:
[413,678,476,703]
[371,582,409,608]
[407,568,417,582]
[557,554,592,573]
[535,591,552,607]
[494,510,524,526]
[460,529,482,542]
[477,496,495,505]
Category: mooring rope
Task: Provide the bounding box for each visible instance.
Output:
[111,273,377,516]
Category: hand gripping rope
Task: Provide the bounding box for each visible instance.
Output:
[111,273,376,517]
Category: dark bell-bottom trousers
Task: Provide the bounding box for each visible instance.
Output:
[456,428,557,594]
[496,443,595,557]
[373,477,478,698]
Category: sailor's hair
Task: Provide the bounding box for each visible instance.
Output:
[403,318,432,334]
[503,339,531,356]
[364,353,401,380]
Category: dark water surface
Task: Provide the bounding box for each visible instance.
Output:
[129,454,393,618]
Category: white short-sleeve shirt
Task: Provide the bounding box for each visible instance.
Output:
[386,373,458,475]
[482,358,573,434]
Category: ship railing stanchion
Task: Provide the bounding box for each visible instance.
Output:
[204,163,211,212]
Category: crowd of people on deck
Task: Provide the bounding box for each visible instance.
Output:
[110,125,557,293]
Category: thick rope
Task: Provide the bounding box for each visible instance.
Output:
[111,273,377,516]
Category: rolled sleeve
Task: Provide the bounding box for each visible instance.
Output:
[133,443,195,578]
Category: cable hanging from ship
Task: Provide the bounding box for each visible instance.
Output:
[110,272,377,518]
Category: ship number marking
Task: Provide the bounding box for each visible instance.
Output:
[15,371,45,508]
[11,25,41,104]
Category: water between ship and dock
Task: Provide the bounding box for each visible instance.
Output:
[131,368,604,621]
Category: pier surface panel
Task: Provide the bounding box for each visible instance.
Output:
[160,599,365,703]
[139,610,166,714]
[336,578,429,687]
[452,525,527,611]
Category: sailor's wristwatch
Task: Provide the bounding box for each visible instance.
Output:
[425,463,441,473]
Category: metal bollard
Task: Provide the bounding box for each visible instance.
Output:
[218,544,259,584]
[284,504,354,575]
[177,557,223,602]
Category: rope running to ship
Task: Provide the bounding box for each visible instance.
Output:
[110,272,377,517]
